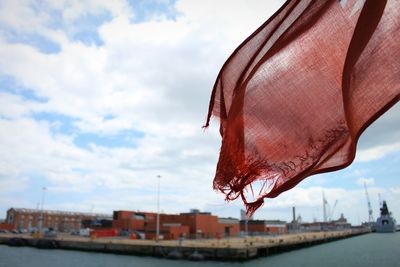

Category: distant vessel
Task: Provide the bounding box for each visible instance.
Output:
[375,201,396,233]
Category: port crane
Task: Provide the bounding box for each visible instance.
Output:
[322,192,338,222]
[364,182,374,223]
[329,200,338,222]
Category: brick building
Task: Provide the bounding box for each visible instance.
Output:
[0,221,13,231]
[112,209,240,240]
[144,220,190,240]
[218,217,240,238]
[240,220,288,235]
[6,208,110,232]
[173,210,220,239]
[112,210,156,233]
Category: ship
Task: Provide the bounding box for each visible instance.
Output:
[375,200,396,233]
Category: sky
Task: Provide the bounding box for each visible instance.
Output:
[0,0,399,226]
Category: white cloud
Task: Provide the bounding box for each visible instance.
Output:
[389,187,400,195]
[0,114,221,203]
[0,0,286,133]
[0,0,50,32]
[356,177,375,186]
[0,93,37,118]
[176,0,286,45]
[356,142,400,162]
[49,0,132,22]
[0,176,29,194]
[357,103,400,150]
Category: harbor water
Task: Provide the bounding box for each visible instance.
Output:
[0,232,399,267]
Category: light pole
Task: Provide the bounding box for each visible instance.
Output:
[156,175,161,242]
[40,186,47,233]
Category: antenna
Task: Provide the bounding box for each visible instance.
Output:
[378,193,382,207]
[364,182,374,223]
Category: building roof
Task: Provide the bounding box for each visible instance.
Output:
[8,208,111,218]
[240,219,287,225]
[218,217,239,224]
[180,209,212,215]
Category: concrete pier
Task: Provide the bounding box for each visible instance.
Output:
[0,229,370,261]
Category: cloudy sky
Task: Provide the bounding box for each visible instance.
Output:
[0,0,399,225]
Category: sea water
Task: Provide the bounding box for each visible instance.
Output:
[0,232,399,267]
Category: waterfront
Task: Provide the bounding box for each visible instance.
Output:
[0,232,399,267]
[0,229,368,260]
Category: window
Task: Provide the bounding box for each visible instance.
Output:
[8,214,14,224]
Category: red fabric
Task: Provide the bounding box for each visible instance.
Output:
[205,0,399,215]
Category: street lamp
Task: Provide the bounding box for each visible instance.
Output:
[156,175,161,242]
[40,186,47,233]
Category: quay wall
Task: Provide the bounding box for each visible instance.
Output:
[0,229,370,261]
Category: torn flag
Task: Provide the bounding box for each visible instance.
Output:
[205,0,399,215]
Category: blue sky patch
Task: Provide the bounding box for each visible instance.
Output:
[2,29,61,54]
[72,31,104,46]
[0,75,48,102]
[71,168,91,175]
[74,130,145,149]
[128,0,178,22]
[32,110,145,149]
[69,12,112,46]
[32,112,77,134]
[103,114,116,120]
